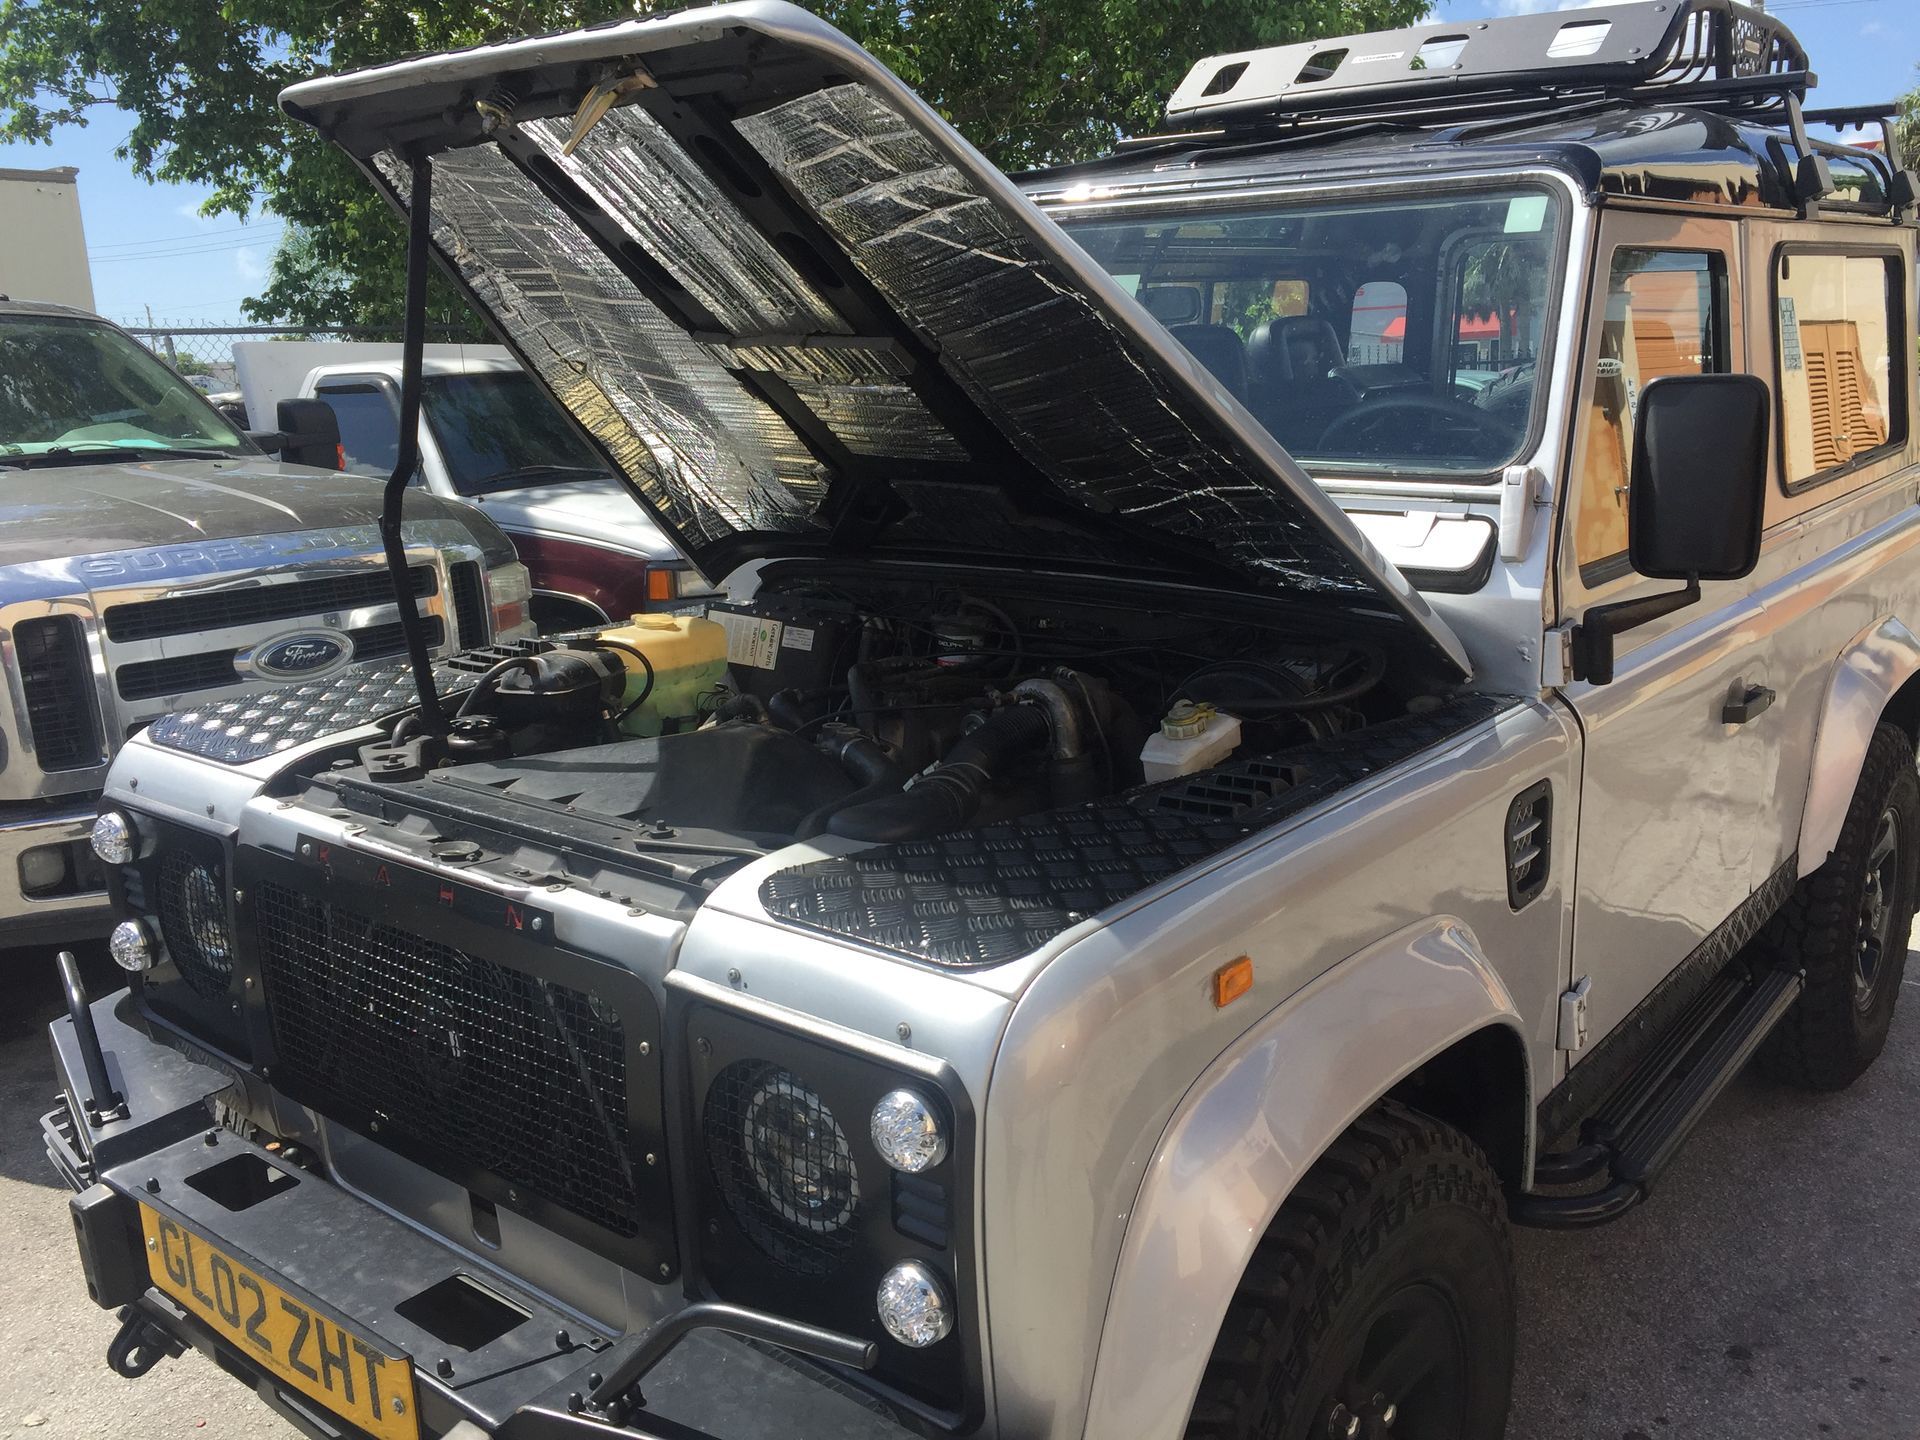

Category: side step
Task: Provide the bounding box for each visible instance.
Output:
[1510,965,1802,1229]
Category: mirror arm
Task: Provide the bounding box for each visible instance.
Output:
[1570,576,1701,686]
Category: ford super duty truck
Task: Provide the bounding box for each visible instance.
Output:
[0,300,533,948]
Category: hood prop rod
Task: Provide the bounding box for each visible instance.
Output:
[381,153,451,739]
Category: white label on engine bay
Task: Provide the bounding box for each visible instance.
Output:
[781,626,816,653]
[722,612,784,669]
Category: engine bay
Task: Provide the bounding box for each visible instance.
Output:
[310,569,1440,894]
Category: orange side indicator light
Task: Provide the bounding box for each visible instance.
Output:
[1212,955,1254,1009]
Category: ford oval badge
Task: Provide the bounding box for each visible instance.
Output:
[247,631,351,681]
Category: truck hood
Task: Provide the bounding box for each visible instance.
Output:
[474,476,674,560]
[0,457,499,570]
[281,1,1469,679]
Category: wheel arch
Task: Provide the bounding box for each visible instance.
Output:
[1798,616,1920,878]
[1079,917,1530,1440]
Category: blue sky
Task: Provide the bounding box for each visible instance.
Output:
[0,0,1910,329]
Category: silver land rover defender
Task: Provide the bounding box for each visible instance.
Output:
[42,3,1920,1437]
[0,301,535,947]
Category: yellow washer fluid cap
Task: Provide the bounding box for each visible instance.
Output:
[597,613,729,736]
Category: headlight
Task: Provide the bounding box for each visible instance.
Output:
[870,1089,948,1173]
[876,1261,953,1348]
[90,810,136,865]
[487,562,534,638]
[108,919,157,972]
[706,1062,861,1273]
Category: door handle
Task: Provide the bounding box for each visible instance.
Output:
[1722,683,1775,725]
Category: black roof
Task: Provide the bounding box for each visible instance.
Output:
[1021,103,1905,220]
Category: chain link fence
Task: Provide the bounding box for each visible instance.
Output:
[118,321,469,400]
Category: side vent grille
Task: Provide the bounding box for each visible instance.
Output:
[15,616,103,771]
[1505,779,1552,910]
[450,562,489,650]
[891,1172,950,1248]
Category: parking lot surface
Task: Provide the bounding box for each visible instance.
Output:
[4,941,1918,1440]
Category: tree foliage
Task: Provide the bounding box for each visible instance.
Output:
[0,0,1426,329]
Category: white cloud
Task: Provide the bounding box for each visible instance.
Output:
[233,245,267,282]
[1861,19,1886,36]
[1490,0,1613,12]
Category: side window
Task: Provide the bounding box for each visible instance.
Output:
[1775,251,1903,490]
[315,381,401,479]
[1575,249,1725,578]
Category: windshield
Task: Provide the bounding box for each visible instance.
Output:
[1060,185,1562,478]
[0,314,252,465]
[422,370,611,495]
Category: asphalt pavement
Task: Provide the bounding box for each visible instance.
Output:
[3,940,1918,1440]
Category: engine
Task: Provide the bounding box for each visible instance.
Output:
[338,573,1404,855]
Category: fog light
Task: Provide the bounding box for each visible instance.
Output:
[877,1261,953,1348]
[19,844,69,894]
[108,919,157,973]
[870,1089,948,1173]
[90,810,136,865]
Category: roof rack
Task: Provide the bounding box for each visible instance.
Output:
[1165,0,1808,126]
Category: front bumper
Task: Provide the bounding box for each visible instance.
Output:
[44,991,913,1440]
[0,797,110,947]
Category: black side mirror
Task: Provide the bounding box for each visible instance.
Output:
[273,398,343,470]
[1572,373,1770,685]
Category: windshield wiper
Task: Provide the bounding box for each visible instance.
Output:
[467,463,609,489]
[11,444,240,467]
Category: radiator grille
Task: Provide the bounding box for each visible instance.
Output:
[14,615,103,771]
[253,880,640,1238]
[449,561,489,649]
[103,567,436,642]
[116,617,442,701]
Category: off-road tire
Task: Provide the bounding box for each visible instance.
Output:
[1183,1101,1515,1440]
[1760,721,1919,1091]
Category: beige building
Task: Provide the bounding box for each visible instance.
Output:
[0,165,94,309]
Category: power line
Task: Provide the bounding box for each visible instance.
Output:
[90,231,285,263]
[89,219,283,251]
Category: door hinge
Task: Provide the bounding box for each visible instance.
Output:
[1541,622,1575,689]
[1558,976,1592,1052]
[1499,463,1546,561]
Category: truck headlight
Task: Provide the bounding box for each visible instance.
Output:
[108,919,157,973]
[488,562,534,637]
[870,1089,947,1173]
[876,1261,953,1347]
[90,810,136,865]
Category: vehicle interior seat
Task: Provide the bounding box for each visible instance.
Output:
[1247,316,1355,449]
[1168,323,1250,401]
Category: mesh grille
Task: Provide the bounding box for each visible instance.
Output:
[14,615,102,771]
[103,567,436,642]
[705,1060,860,1275]
[253,880,640,1237]
[450,562,489,649]
[156,851,236,999]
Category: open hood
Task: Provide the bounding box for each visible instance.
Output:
[282,1,1470,680]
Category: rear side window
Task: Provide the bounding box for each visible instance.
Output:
[1576,248,1726,577]
[1774,251,1903,491]
[316,381,401,478]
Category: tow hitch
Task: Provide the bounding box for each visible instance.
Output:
[107,1305,185,1379]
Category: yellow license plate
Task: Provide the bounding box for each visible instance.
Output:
[139,1204,420,1440]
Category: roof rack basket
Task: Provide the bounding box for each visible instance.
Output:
[1166,0,1810,128]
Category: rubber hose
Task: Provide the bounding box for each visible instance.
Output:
[828,703,1050,843]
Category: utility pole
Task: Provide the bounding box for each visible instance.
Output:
[145,303,179,367]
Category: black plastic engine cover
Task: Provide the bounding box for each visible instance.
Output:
[427,724,856,839]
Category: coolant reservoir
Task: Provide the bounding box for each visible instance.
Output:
[1140,700,1242,783]
[597,613,729,736]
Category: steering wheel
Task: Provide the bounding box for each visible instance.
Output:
[1315,390,1520,462]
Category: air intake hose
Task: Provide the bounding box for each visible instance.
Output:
[828,702,1051,843]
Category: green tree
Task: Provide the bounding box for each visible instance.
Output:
[0,0,1428,329]
[1899,68,1918,166]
